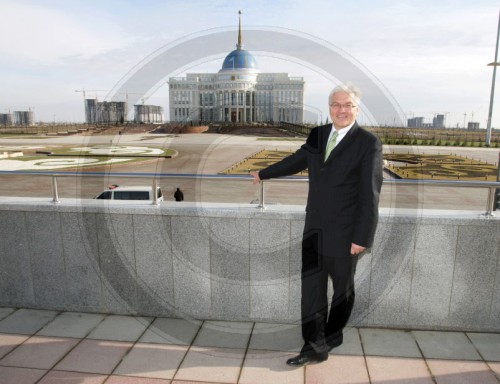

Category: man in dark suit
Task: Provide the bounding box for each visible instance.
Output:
[251,84,383,366]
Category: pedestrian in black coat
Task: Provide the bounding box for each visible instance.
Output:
[174,187,184,202]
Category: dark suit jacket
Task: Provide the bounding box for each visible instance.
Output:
[259,122,383,258]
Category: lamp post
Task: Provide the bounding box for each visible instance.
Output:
[485,10,500,146]
[485,11,500,211]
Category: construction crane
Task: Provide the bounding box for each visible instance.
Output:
[113,91,151,106]
[433,112,450,128]
[470,107,482,124]
[74,89,108,124]
[74,89,108,101]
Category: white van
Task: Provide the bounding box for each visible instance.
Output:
[95,185,163,201]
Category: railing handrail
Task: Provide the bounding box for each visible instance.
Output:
[0,170,498,216]
[0,170,498,187]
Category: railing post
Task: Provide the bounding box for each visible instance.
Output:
[495,150,500,211]
[152,178,159,206]
[484,186,496,217]
[258,180,265,210]
[51,175,60,204]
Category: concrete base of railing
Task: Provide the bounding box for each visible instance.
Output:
[0,198,499,332]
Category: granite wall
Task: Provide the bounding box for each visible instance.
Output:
[0,198,499,332]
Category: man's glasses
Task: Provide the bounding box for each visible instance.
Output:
[330,103,357,110]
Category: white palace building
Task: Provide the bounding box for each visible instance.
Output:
[169,13,304,124]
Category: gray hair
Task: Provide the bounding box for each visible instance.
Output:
[328,84,362,106]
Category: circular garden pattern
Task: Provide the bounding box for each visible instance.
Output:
[0,145,175,171]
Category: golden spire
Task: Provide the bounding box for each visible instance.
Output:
[237,10,243,50]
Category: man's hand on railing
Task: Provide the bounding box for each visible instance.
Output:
[350,243,366,256]
[250,171,261,184]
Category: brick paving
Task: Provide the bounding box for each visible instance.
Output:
[0,308,499,384]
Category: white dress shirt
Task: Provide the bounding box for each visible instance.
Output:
[326,121,355,149]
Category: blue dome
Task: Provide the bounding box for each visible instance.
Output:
[221,49,258,71]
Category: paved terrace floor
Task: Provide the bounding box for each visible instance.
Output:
[0,308,499,384]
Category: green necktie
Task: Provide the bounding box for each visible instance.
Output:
[324,130,339,162]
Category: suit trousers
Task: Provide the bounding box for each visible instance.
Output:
[300,231,358,355]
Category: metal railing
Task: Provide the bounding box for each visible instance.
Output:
[0,170,499,217]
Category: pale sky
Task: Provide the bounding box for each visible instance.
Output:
[0,0,498,128]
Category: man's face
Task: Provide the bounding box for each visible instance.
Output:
[329,92,359,129]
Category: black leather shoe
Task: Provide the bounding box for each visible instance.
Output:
[286,352,328,367]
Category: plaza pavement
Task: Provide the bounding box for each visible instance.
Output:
[0,133,498,211]
[0,307,499,384]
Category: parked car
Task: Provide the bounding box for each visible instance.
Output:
[94,185,163,201]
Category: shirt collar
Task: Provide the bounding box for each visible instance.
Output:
[332,121,355,135]
[328,121,355,143]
